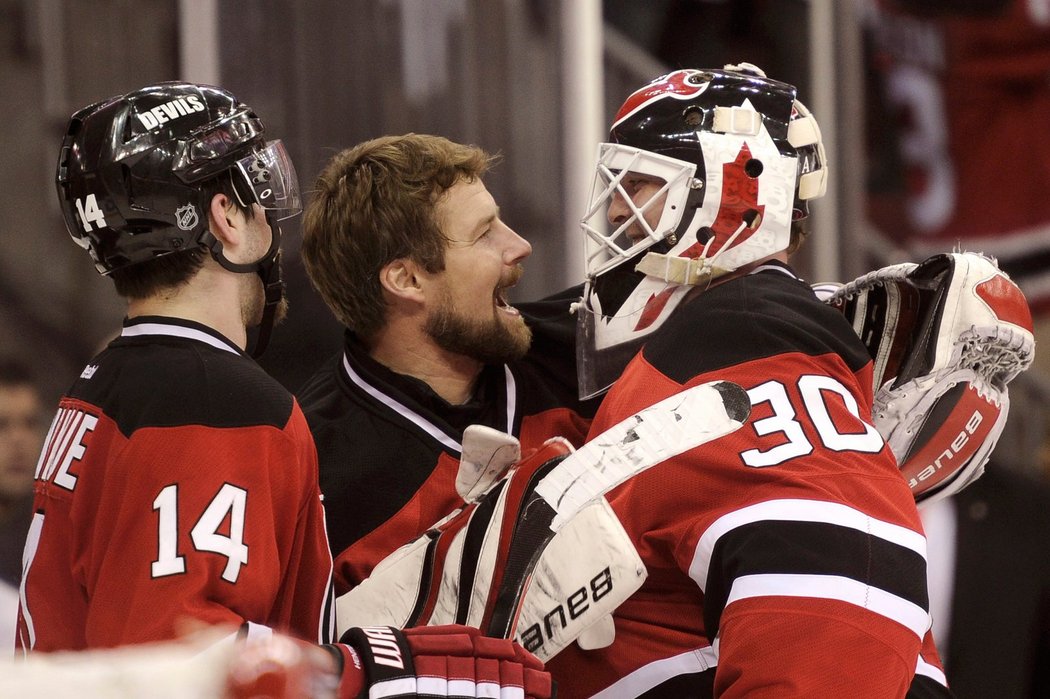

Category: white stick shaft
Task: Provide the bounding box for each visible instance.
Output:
[537,380,750,532]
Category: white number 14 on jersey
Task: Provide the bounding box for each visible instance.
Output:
[152,483,249,583]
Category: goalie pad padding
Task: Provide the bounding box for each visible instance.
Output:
[336,439,647,662]
[825,252,1034,505]
[512,497,644,659]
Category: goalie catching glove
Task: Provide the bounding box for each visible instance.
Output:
[822,252,1034,505]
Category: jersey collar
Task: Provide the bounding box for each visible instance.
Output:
[339,333,517,454]
[748,259,799,279]
[121,316,243,355]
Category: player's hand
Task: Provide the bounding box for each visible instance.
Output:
[333,624,553,699]
[224,632,339,699]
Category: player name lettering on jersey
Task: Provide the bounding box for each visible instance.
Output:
[360,627,405,669]
[34,407,99,491]
[136,95,206,131]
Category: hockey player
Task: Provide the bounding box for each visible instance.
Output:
[544,65,952,697]
[298,134,598,594]
[15,83,551,699]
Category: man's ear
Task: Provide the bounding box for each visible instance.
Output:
[207,192,244,252]
[379,258,426,303]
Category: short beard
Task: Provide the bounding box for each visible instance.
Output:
[242,273,288,328]
[425,298,532,364]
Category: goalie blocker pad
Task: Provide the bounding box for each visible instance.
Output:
[338,381,751,661]
[336,440,647,662]
[824,252,1034,505]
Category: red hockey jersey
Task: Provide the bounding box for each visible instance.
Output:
[865,0,1050,312]
[16,317,335,652]
[546,265,949,698]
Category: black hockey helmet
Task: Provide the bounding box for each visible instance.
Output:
[55,81,301,276]
[55,82,302,356]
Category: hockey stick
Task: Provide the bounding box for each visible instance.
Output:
[482,380,751,638]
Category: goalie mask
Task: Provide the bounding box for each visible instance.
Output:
[55,82,302,354]
[576,64,828,399]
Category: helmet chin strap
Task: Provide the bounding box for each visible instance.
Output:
[250,244,284,359]
[634,217,750,286]
[200,218,285,358]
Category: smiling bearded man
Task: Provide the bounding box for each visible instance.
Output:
[424,175,532,365]
[297,134,598,598]
[424,266,532,365]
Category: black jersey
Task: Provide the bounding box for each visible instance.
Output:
[298,289,597,595]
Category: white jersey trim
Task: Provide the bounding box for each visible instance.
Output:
[915,654,948,687]
[749,262,798,279]
[727,573,931,640]
[317,501,337,644]
[341,354,517,455]
[475,680,501,698]
[16,513,44,656]
[502,365,517,434]
[689,498,928,593]
[121,322,240,355]
[590,645,718,698]
[368,676,416,698]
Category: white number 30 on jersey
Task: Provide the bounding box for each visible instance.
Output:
[741,376,884,467]
[151,484,249,583]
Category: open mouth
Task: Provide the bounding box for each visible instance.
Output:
[495,283,521,316]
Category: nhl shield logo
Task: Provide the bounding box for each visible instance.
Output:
[175,204,199,231]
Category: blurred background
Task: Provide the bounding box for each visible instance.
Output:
[1,1,1049,692]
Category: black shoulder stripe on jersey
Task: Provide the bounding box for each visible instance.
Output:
[703,520,928,640]
[645,272,873,383]
[74,340,294,436]
[455,480,507,625]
